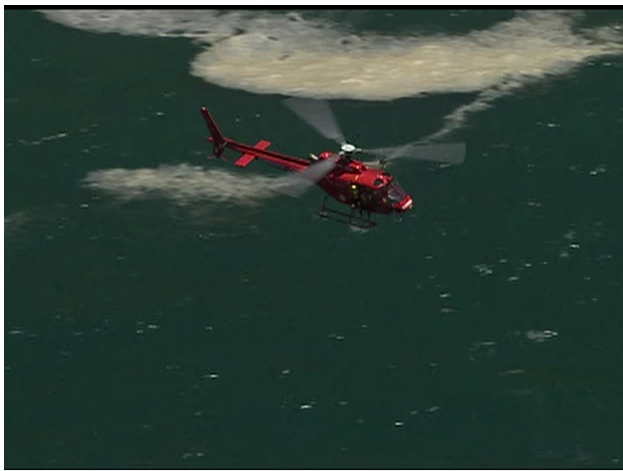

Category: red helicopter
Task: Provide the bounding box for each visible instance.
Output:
[201,98,465,228]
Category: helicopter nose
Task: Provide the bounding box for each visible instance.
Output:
[394,195,413,212]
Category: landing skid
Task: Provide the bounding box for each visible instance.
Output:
[316,196,377,229]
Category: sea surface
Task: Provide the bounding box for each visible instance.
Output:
[4,9,623,469]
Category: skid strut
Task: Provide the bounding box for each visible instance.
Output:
[317,195,376,229]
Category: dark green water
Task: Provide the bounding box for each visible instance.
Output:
[5,9,623,469]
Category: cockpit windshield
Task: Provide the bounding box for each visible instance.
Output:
[384,180,407,203]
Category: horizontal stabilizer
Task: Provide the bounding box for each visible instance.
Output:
[234,140,271,167]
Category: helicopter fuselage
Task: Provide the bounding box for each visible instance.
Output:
[314,152,413,214]
[201,106,413,220]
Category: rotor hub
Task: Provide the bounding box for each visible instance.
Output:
[341,143,356,154]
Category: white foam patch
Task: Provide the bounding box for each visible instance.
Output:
[4,211,31,236]
[191,10,623,101]
[41,10,623,138]
[82,164,298,206]
[39,9,241,43]
[424,80,525,141]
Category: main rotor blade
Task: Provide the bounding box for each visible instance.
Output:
[364,142,466,165]
[284,98,345,145]
[273,156,338,198]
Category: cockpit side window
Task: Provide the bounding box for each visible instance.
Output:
[391,180,406,194]
[384,180,406,203]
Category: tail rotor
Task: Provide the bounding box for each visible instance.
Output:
[201,107,227,158]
